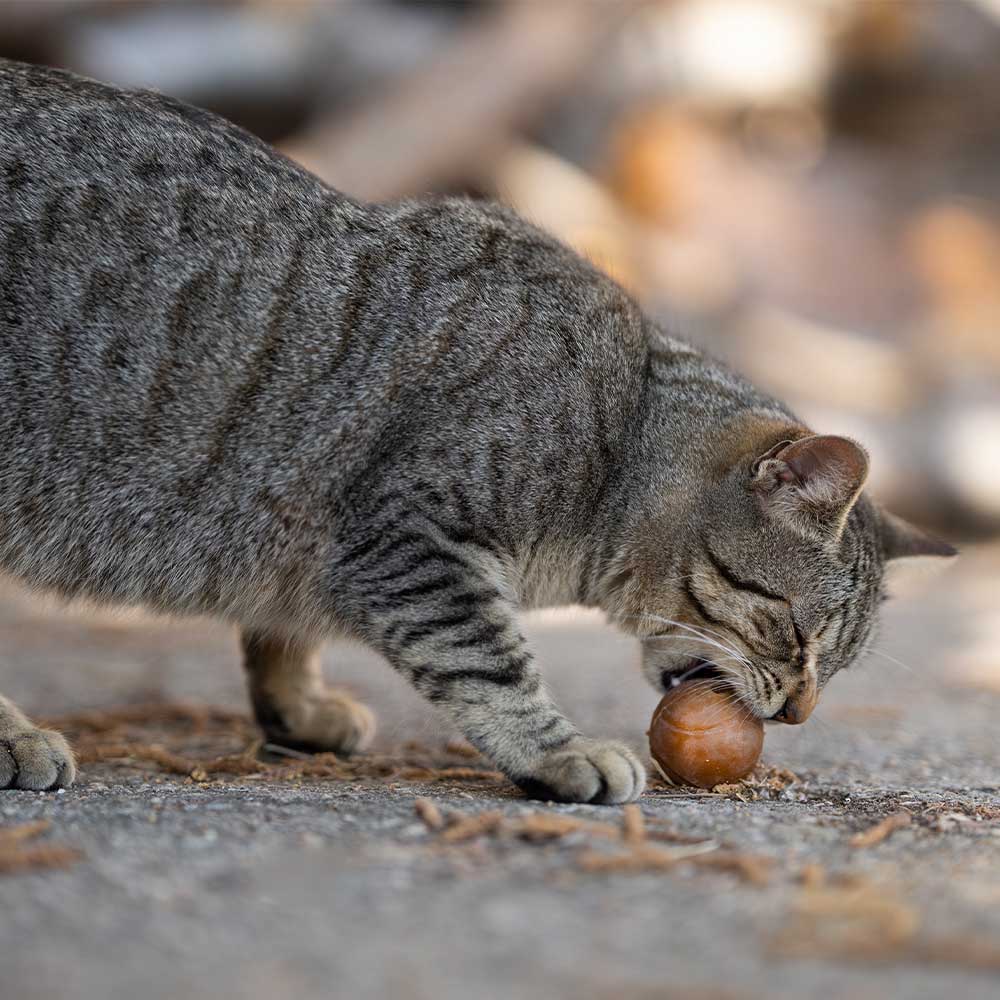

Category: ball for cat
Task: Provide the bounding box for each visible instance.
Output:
[648,682,764,788]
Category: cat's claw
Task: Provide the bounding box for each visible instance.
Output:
[0,726,76,790]
[517,738,645,804]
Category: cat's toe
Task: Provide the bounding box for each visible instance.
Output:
[265,691,376,756]
[517,738,645,804]
[306,693,375,754]
[0,727,76,791]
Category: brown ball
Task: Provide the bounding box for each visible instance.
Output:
[648,682,764,789]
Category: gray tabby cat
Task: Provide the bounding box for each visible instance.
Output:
[0,60,953,802]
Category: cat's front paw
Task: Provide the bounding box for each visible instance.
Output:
[0,725,76,791]
[516,738,646,804]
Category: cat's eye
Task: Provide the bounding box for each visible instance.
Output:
[792,619,806,654]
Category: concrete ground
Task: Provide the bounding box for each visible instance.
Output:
[1,545,999,1000]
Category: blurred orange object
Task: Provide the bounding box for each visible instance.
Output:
[607,105,722,228]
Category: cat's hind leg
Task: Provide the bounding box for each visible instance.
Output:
[0,694,76,790]
[241,631,375,755]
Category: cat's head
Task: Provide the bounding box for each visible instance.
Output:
[621,430,955,723]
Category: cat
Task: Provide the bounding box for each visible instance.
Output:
[0,59,954,802]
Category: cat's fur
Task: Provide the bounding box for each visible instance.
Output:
[0,60,953,802]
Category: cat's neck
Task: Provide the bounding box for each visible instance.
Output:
[508,339,806,617]
[506,539,587,610]
[510,499,639,614]
[581,407,810,627]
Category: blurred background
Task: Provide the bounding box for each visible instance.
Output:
[3,8,1000,996]
[4,0,999,697]
[4,0,1000,542]
[1,0,999,691]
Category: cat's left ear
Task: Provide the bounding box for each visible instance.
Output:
[752,434,869,542]
[879,509,958,561]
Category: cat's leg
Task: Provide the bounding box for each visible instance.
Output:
[0,694,76,790]
[241,631,375,754]
[368,576,645,804]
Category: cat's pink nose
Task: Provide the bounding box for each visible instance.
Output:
[773,684,818,725]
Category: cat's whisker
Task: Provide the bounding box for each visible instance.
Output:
[637,614,753,669]
[647,634,752,670]
[655,620,752,665]
[651,610,740,647]
[865,647,914,673]
[666,665,747,694]
[666,659,719,685]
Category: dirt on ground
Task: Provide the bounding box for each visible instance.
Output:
[1,547,999,1000]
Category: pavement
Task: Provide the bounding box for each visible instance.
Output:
[1,544,999,1000]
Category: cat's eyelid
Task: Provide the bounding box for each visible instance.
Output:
[701,539,788,604]
[792,618,807,653]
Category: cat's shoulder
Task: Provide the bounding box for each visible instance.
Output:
[387,195,637,302]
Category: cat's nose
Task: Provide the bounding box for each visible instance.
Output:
[772,700,793,723]
[772,663,818,724]
[772,688,817,725]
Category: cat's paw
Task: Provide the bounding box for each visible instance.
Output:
[0,725,76,791]
[516,738,646,804]
[265,690,376,756]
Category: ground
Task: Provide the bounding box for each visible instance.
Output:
[1,546,999,1000]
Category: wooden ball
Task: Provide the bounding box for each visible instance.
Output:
[648,682,764,789]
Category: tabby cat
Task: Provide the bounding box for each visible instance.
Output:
[0,60,953,802]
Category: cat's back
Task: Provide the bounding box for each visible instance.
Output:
[0,58,317,208]
[0,60,388,611]
[0,59,372,372]
[0,58,383,448]
[0,59,658,619]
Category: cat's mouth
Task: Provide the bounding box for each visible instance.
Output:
[661,658,727,691]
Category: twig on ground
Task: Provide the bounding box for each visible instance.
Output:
[0,820,82,875]
[440,811,505,843]
[505,814,620,843]
[798,863,827,889]
[771,877,1000,972]
[622,803,646,845]
[414,798,445,832]
[691,851,773,886]
[577,840,721,874]
[850,812,912,848]
[49,702,505,787]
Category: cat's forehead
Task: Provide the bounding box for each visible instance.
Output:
[789,504,885,619]
[704,492,881,595]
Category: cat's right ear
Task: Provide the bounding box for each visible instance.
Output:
[878,509,957,595]
[879,509,957,561]
[751,434,870,543]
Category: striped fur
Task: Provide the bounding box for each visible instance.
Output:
[0,61,951,799]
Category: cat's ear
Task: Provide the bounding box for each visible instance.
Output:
[751,434,869,541]
[879,509,957,561]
